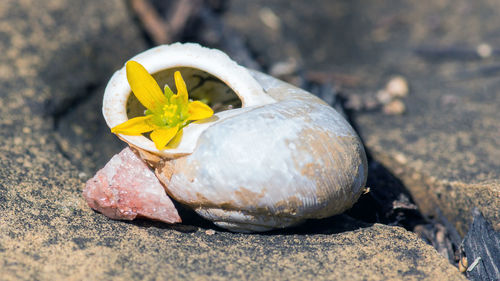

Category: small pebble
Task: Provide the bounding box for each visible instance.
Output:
[458,256,468,273]
[13,137,22,145]
[269,58,298,77]
[386,76,409,98]
[205,229,216,236]
[376,90,392,104]
[394,153,407,165]
[259,7,281,30]
[476,43,492,58]
[383,100,405,115]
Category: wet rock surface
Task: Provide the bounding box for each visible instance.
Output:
[223,0,499,236]
[0,0,475,280]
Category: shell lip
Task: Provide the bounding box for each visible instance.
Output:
[102,43,275,157]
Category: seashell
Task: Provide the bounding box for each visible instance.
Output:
[102,43,367,232]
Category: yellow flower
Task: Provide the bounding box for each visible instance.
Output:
[111,61,214,150]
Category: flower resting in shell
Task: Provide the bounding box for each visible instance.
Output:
[111,61,214,150]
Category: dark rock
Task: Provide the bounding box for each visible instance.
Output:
[463,208,500,281]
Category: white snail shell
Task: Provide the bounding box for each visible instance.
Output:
[103,43,367,232]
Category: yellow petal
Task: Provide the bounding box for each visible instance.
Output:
[187,101,214,121]
[111,115,156,135]
[165,128,183,149]
[174,71,188,106]
[126,61,168,113]
[150,126,179,150]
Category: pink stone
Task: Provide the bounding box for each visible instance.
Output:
[83,147,181,224]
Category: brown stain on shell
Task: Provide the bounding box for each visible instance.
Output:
[233,186,267,207]
[292,125,364,218]
[155,159,176,182]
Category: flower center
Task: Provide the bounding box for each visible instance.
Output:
[161,103,182,126]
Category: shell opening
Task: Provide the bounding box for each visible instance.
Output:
[126,67,242,120]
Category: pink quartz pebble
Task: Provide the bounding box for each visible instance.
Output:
[83,147,181,224]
